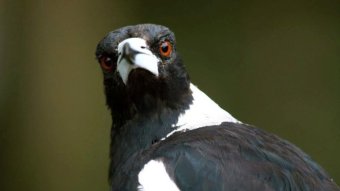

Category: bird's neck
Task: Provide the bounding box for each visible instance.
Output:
[109,83,239,180]
[109,81,192,179]
[165,84,239,137]
[109,98,190,180]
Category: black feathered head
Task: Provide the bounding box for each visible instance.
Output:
[95,24,192,124]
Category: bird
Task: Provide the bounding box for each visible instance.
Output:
[95,24,339,191]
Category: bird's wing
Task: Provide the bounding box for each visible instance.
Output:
[137,122,336,191]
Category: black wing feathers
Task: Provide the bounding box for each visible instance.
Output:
[147,123,337,191]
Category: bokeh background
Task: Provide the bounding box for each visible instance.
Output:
[1,0,339,190]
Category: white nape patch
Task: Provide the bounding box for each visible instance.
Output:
[117,38,160,84]
[138,160,180,191]
[166,83,240,138]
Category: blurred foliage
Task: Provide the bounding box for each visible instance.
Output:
[0,0,339,191]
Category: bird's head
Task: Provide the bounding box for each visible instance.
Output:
[95,24,192,122]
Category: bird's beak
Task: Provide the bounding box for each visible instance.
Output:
[117,38,160,84]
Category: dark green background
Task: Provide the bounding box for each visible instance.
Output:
[1,0,339,190]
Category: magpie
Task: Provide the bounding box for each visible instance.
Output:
[95,24,339,191]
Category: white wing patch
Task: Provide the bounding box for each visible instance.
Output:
[138,160,180,191]
[165,83,240,138]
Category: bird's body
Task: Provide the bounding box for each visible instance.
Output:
[112,123,335,191]
[95,24,339,191]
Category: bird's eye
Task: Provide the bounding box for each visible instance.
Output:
[99,56,115,71]
[159,41,172,58]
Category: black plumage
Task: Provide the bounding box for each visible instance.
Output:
[95,24,339,191]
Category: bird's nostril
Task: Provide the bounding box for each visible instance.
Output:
[123,43,130,53]
[141,46,146,49]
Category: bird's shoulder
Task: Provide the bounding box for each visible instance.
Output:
[137,122,337,191]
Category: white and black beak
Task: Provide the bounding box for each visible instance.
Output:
[117,38,160,84]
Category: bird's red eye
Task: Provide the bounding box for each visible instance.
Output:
[100,56,114,71]
[159,41,172,57]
